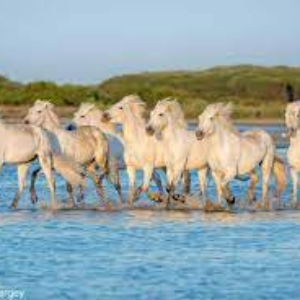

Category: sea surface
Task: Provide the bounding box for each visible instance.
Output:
[0,124,300,300]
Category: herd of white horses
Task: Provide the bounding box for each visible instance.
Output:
[1,86,300,211]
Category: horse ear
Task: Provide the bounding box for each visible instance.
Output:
[41,101,54,110]
[285,84,294,103]
[225,102,233,111]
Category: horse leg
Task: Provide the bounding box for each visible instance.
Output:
[66,182,75,208]
[137,165,154,203]
[183,171,191,194]
[77,184,85,206]
[198,168,207,204]
[212,171,223,207]
[39,154,56,210]
[261,152,273,210]
[165,168,177,209]
[291,168,298,208]
[246,171,258,205]
[86,163,109,207]
[30,167,41,204]
[109,158,122,203]
[149,170,165,203]
[127,166,136,208]
[10,163,30,209]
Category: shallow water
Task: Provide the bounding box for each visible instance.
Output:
[0,125,299,300]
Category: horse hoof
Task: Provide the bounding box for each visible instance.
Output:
[226,196,235,206]
[148,193,164,203]
[203,201,215,212]
[172,194,186,203]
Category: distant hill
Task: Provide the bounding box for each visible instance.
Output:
[1,65,300,119]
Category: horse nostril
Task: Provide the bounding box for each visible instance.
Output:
[146,125,155,135]
[102,112,111,122]
[196,129,204,140]
[24,119,30,125]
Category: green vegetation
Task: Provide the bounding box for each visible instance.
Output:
[1,65,300,119]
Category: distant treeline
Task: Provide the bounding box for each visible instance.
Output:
[1,65,300,119]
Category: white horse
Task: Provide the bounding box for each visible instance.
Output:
[284,85,300,206]
[196,102,286,208]
[145,99,209,205]
[24,100,110,207]
[72,103,125,198]
[0,117,57,209]
[101,95,167,206]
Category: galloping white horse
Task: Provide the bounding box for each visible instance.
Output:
[24,100,110,206]
[0,116,57,209]
[145,99,209,204]
[285,85,300,206]
[101,95,166,206]
[196,103,286,208]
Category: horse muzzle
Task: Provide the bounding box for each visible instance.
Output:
[145,125,155,136]
[195,129,205,140]
[101,112,111,123]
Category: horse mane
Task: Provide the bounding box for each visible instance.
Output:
[35,99,61,127]
[77,103,97,116]
[121,94,147,119]
[209,102,237,133]
[160,98,187,129]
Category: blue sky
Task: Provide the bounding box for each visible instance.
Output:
[0,0,299,83]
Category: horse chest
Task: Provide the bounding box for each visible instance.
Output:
[287,143,300,168]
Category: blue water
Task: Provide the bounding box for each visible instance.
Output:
[0,125,300,300]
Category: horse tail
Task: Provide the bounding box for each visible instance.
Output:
[52,154,85,186]
[273,156,286,197]
[92,128,110,175]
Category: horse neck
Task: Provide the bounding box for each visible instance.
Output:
[42,112,61,132]
[213,120,239,143]
[162,120,187,142]
[122,113,147,143]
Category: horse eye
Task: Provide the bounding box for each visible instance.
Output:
[159,113,164,117]
[119,107,123,110]
[37,110,42,114]
[81,115,85,118]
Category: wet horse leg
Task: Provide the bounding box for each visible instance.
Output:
[127,166,136,207]
[10,163,30,209]
[109,158,123,203]
[86,163,109,207]
[30,167,41,204]
[246,171,258,205]
[291,168,298,207]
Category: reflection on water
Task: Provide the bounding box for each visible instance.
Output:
[0,125,300,299]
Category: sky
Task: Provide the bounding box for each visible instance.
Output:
[0,0,300,84]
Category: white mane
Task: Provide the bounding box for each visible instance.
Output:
[77,103,97,116]
[205,102,236,133]
[159,98,187,129]
[34,99,61,127]
[120,95,146,119]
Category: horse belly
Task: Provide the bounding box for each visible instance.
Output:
[4,140,36,164]
[237,148,264,175]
